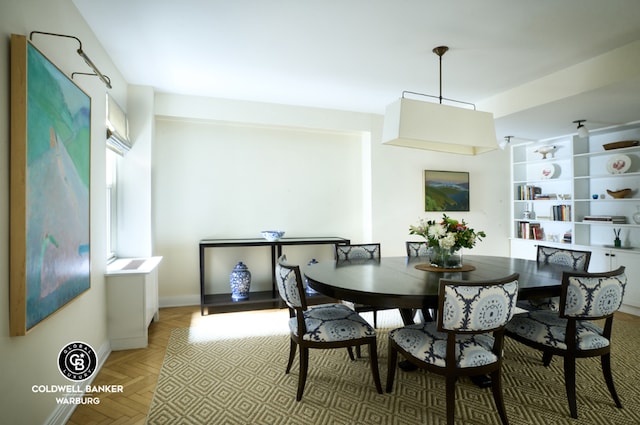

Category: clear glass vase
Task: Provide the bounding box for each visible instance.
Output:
[428,246,462,268]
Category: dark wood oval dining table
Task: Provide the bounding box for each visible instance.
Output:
[303,255,571,319]
[303,254,572,384]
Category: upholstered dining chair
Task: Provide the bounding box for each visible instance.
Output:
[335,243,381,261]
[334,243,386,328]
[275,255,383,401]
[505,266,626,419]
[406,241,433,322]
[517,245,592,312]
[406,241,429,257]
[386,274,520,425]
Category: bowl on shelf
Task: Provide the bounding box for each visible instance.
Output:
[603,140,639,150]
[606,188,633,199]
[261,230,285,241]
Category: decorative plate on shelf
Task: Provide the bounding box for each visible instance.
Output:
[606,154,631,174]
[539,163,557,179]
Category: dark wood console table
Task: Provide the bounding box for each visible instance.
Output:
[199,236,350,315]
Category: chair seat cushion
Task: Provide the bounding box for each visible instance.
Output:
[506,310,608,351]
[389,323,497,368]
[290,303,375,342]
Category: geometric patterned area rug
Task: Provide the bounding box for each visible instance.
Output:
[146,309,640,425]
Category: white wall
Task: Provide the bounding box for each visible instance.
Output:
[0,1,129,423]
[370,118,512,257]
[118,85,155,257]
[153,117,367,302]
[152,94,511,306]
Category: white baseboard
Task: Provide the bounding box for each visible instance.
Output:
[159,295,199,308]
[620,304,640,317]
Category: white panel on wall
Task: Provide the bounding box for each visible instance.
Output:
[153,118,365,299]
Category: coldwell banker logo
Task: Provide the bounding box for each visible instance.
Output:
[31,342,122,405]
[57,341,98,381]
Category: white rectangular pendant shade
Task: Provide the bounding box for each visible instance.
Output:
[382,98,497,155]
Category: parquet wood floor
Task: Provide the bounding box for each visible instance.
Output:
[66,306,639,425]
[67,306,205,425]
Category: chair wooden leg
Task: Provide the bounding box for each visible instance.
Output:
[564,355,578,419]
[490,370,509,425]
[373,310,378,328]
[347,346,356,360]
[399,308,415,325]
[445,376,456,425]
[421,308,435,322]
[286,339,296,374]
[542,351,553,366]
[385,343,398,393]
[296,347,309,401]
[601,353,623,408]
[355,345,362,358]
[368,340,383,394]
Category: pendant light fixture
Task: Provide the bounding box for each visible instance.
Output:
[573,119,589,138]
[382,46,497,155]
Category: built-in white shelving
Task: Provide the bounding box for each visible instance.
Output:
[510,122,640,315]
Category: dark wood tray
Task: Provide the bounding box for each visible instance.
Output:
[603,140,639,150]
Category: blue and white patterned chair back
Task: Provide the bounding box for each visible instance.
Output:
[335,243,381,261]
[276,255,304,309]
[561,267,626,319]
[537,245,591,271]
[406,241,429,257]
[439,274,519,333]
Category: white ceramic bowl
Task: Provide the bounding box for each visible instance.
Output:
[261,230,285,241]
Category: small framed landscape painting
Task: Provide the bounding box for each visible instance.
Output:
[424,170,469,212]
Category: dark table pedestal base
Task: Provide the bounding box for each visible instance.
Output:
[398,360,493,388]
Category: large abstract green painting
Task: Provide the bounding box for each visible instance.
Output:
[10,35,91,335]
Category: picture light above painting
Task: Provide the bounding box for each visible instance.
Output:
[424,170,470,212]
[29,30,112,89]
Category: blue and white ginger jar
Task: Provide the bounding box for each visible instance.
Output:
[230,261,251,301]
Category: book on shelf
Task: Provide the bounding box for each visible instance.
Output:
[551,204,571,221]
[534,193,557,200]
[583,215,627,223]
[518,222,542,240]
[532,225,543,241]
[518,185,542,200]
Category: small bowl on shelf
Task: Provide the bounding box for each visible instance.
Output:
[261,230,285,241]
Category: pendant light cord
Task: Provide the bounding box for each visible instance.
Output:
[401,46,477,110]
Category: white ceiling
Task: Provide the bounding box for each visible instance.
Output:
[72,0,640,142]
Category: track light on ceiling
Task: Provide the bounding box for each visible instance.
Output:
[382,45,497,155]
[573,119,589,138]
[29,31,112,89]
[499,136,513,150]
